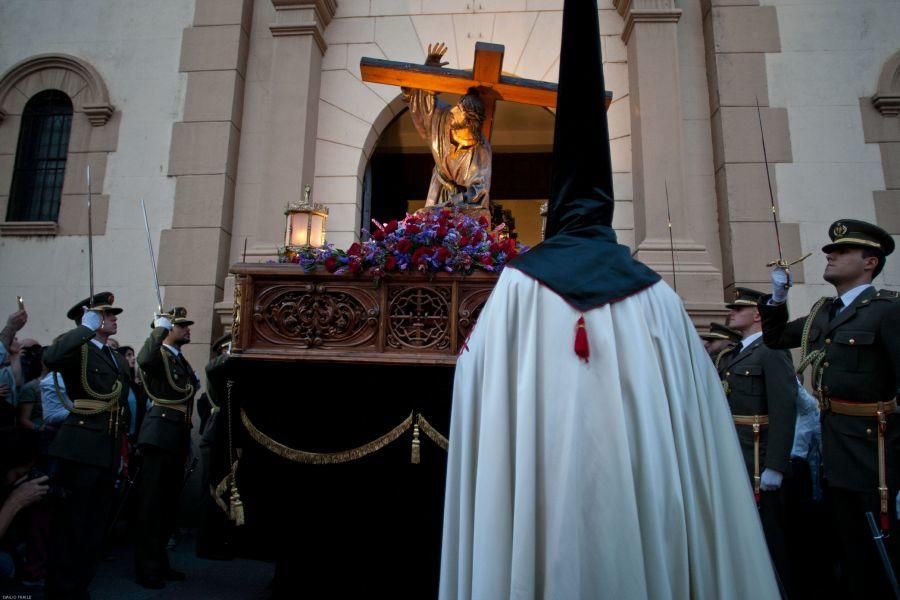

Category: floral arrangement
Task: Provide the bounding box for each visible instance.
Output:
[278,207,527,277]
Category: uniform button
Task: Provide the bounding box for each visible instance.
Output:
[726,372,731,377]
[78,420,85,425]
[867,428,873,435]
[162,413,167,418]
[825,338,831,344]
[745,370,750,375]
[824,362,830,367]
[849,339,856,345]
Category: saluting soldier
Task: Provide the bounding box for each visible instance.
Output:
[133,307,199,589]
[720,287,798,595]
[44,292,131,600]
[699,321,742,366]
[760,219,900,598]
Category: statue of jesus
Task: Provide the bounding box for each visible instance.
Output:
[402,43,492,210]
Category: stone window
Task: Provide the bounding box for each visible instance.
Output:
[0,53,117,236]
[6,90,73,222]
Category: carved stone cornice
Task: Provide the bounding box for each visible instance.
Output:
[873,50,900,117]
[271,0,337,27]
[269,0,336,54]
[613,0,682,45]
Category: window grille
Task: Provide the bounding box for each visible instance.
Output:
[6,90,73,222]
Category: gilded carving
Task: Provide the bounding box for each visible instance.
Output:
[253,284,379,348]
[386,286,451,350]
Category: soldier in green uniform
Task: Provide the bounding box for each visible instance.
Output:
[133,307,198,589]
[699,321,742,366]
[44,292,131,600]
[760,219,900,598]
[196,332,236,560]
[718,287,798,594]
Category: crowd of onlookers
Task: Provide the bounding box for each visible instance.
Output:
[0,308,149,591]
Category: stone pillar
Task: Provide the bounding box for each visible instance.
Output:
[701,0,802,294]
[246,0,336,259]
[614,0,724,314]
[159,0,253,368]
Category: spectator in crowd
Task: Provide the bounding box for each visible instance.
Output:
[0,310,28,427]
[16,345,45,432]
[117,345,148,440]
[0,428,48,586]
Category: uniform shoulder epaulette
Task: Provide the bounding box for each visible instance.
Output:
[873,289,900,301]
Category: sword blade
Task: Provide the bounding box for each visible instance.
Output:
[664,181,677,293]
[140,198,164,314]
[755,97,784,265]
[86,165,94,306]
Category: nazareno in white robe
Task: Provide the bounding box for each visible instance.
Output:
[439,268,780,599]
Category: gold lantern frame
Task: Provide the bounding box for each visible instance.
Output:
[284,184,329,251]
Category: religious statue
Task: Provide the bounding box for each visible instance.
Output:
[402,43,492,211]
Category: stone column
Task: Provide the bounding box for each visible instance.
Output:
[614,0,724,315]
[159,0,253,369]
[247,0,336,259]
[701,0,801,294]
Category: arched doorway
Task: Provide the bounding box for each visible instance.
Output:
[362,97,555,248]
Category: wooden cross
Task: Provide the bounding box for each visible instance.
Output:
[360,42,612,140]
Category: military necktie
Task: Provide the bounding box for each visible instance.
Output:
[828,297,844,321]
[103,345,119,370]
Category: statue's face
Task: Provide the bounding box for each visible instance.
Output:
[449,103,469,130]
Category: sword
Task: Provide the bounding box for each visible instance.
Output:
[755,98,810,283]
[140,198,164,314]
[664,181,677,294]
[867,511,900,599]
[86,165,95,307]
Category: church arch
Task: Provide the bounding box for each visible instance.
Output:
[313,8,631,248]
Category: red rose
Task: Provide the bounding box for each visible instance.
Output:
[459,236,470,247]
[324,256,339,273]
[385,219,399,234]
[506,249,518,260]
[371,229,385,242]
[436,226,448,239]
[396,238,412,253]
[478,215,490,227]
[441,208,452,218]
[385,255,397,271]
[472,231,483,245]
[480,255,493,266]
[348,258,361,273]
[436,247,451,262]
[405,223,420,235]
[347,243,362,256]
[412,246,432,265]
[490,242,501,254]
[504,238,516,253]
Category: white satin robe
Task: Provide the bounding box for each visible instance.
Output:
[439,268,780,600]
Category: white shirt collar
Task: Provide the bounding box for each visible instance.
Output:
[740,331,763,351]
[163,343,181,357]
[837,283,873,310]
[89,339,108,350]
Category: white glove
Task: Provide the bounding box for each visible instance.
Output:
[81,308,103,331]
[760,468,783,491]
[153,315,173,330]
[769,266,792,304]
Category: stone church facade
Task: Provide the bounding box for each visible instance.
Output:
[1,0,898,372]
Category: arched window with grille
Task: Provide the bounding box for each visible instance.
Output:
[6,90,73,222]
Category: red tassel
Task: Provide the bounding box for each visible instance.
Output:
[574,315,589,362]
[882,512,890,533]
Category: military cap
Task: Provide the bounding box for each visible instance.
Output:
[167,307,194,327]
[822,219,894,256]
[700,322,742,343]
[725,287,766,310]
[212,332,231,352]
[66,291,123,323]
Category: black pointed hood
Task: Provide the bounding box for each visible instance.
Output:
[509,0,659,311]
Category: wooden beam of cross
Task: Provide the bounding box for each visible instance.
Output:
[360,42,613,140]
